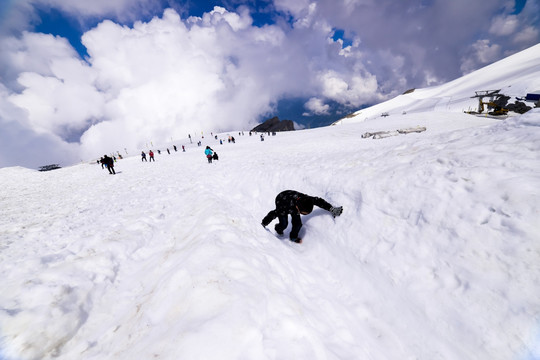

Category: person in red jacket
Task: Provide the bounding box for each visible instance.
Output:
[261,190,342,243]
[149,150,155,162]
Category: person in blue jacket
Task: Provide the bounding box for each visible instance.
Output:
[261,190,342,243]
[204,146,214,163]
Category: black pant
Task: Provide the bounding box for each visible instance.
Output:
[263,210,302,239]
[108,166,115,174]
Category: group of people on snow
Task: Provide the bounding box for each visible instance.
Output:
[98,132,343,244]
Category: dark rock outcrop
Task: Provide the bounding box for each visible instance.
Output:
[251,116,295,132]
[507,101,532,114]
[39,164,61,171]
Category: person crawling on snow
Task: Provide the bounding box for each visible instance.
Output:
[261,190,342,243]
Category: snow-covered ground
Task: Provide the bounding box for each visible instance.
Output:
[1,45,540,360]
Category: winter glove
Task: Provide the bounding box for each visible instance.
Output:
[330,206,343,218]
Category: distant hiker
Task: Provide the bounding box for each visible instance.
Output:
[173,145,177,152]
[158,149,161,154]
[167,148,170,154]
[99,157,105,169]
[212,152,219,161]
[102,155,115,175]
[205,146,214,163]
[261,190,343,243]
[260,134,264,141]
[141,151,147,162]
[182,145,185,152]
[149,150,155,162]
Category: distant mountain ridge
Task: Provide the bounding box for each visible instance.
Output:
[251,116,295,132]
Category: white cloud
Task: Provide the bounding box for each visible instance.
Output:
[273,0,312,19]
[460,39,502,75]
[197,6,253,31]
[489,15,519,37]
[0,83,80,169]
[513,26,539,44]
[0,31,79,89]
[9,69,104,138]
[489,13,540,46]
[75,8,329,159]
[273,0,539,87]
[303,97,330,115]
[317,70,382,107]
[74,6,389,160]
[0,32,105,167]
[7,37,105,139]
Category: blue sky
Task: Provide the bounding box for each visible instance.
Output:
[35,1,284,59]
[0,0,539,168]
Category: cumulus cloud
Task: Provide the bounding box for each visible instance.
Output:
[460,39,502,74]
[7,33,105,139]
[0,31,79,89]
[303,97,330,115]
[513,26,539,44]
[275,0,539,82]
[68,6,383,160]
[489,15,519,37]
[76,8,290,158]
[317,70,383,107]
[0,31,103,168]
[0,83,80,169]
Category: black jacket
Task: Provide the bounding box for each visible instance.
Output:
[103,156,114,167]
[274,190,332,216]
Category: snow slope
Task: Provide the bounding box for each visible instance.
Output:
[1,45,540,360]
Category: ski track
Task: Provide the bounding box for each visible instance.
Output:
[1,112,540,360]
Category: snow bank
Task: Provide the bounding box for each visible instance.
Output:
[1,108,539,359]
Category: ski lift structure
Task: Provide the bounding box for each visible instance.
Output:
[466,89,509,116]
